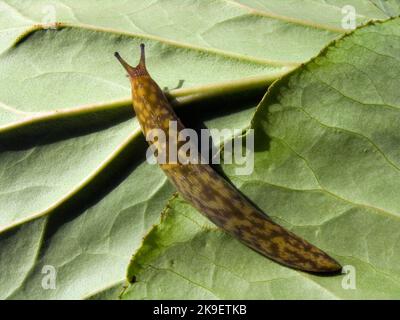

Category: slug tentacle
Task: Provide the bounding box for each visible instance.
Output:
[115,44,147,78]
[115,44,342,274]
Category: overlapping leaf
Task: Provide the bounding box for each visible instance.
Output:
[122,17,400,300]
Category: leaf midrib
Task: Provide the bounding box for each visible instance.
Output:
[224,0,345,33]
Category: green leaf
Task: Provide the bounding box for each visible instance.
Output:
[0,0,398,300]
[122,17,400,299]
[1,0,389,58]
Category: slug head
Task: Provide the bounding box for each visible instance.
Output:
[114,43,148,78]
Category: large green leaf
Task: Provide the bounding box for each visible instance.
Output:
[0,0,398,299]
[122,17,400,299]
[1,0,394,60]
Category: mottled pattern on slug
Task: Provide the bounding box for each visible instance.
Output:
[164,164,339,272]
[115,45,341,273]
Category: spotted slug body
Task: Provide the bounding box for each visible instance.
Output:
[115,44,341,273]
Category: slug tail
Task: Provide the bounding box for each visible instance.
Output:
[114,43,148,78]
[164,164,342,274]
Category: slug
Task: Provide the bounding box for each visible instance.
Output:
[115,44,341,273]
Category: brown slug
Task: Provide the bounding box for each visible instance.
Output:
[114,44,341,273]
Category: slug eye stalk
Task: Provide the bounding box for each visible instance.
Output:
[114,44,342,274]
[115,44,147,78]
